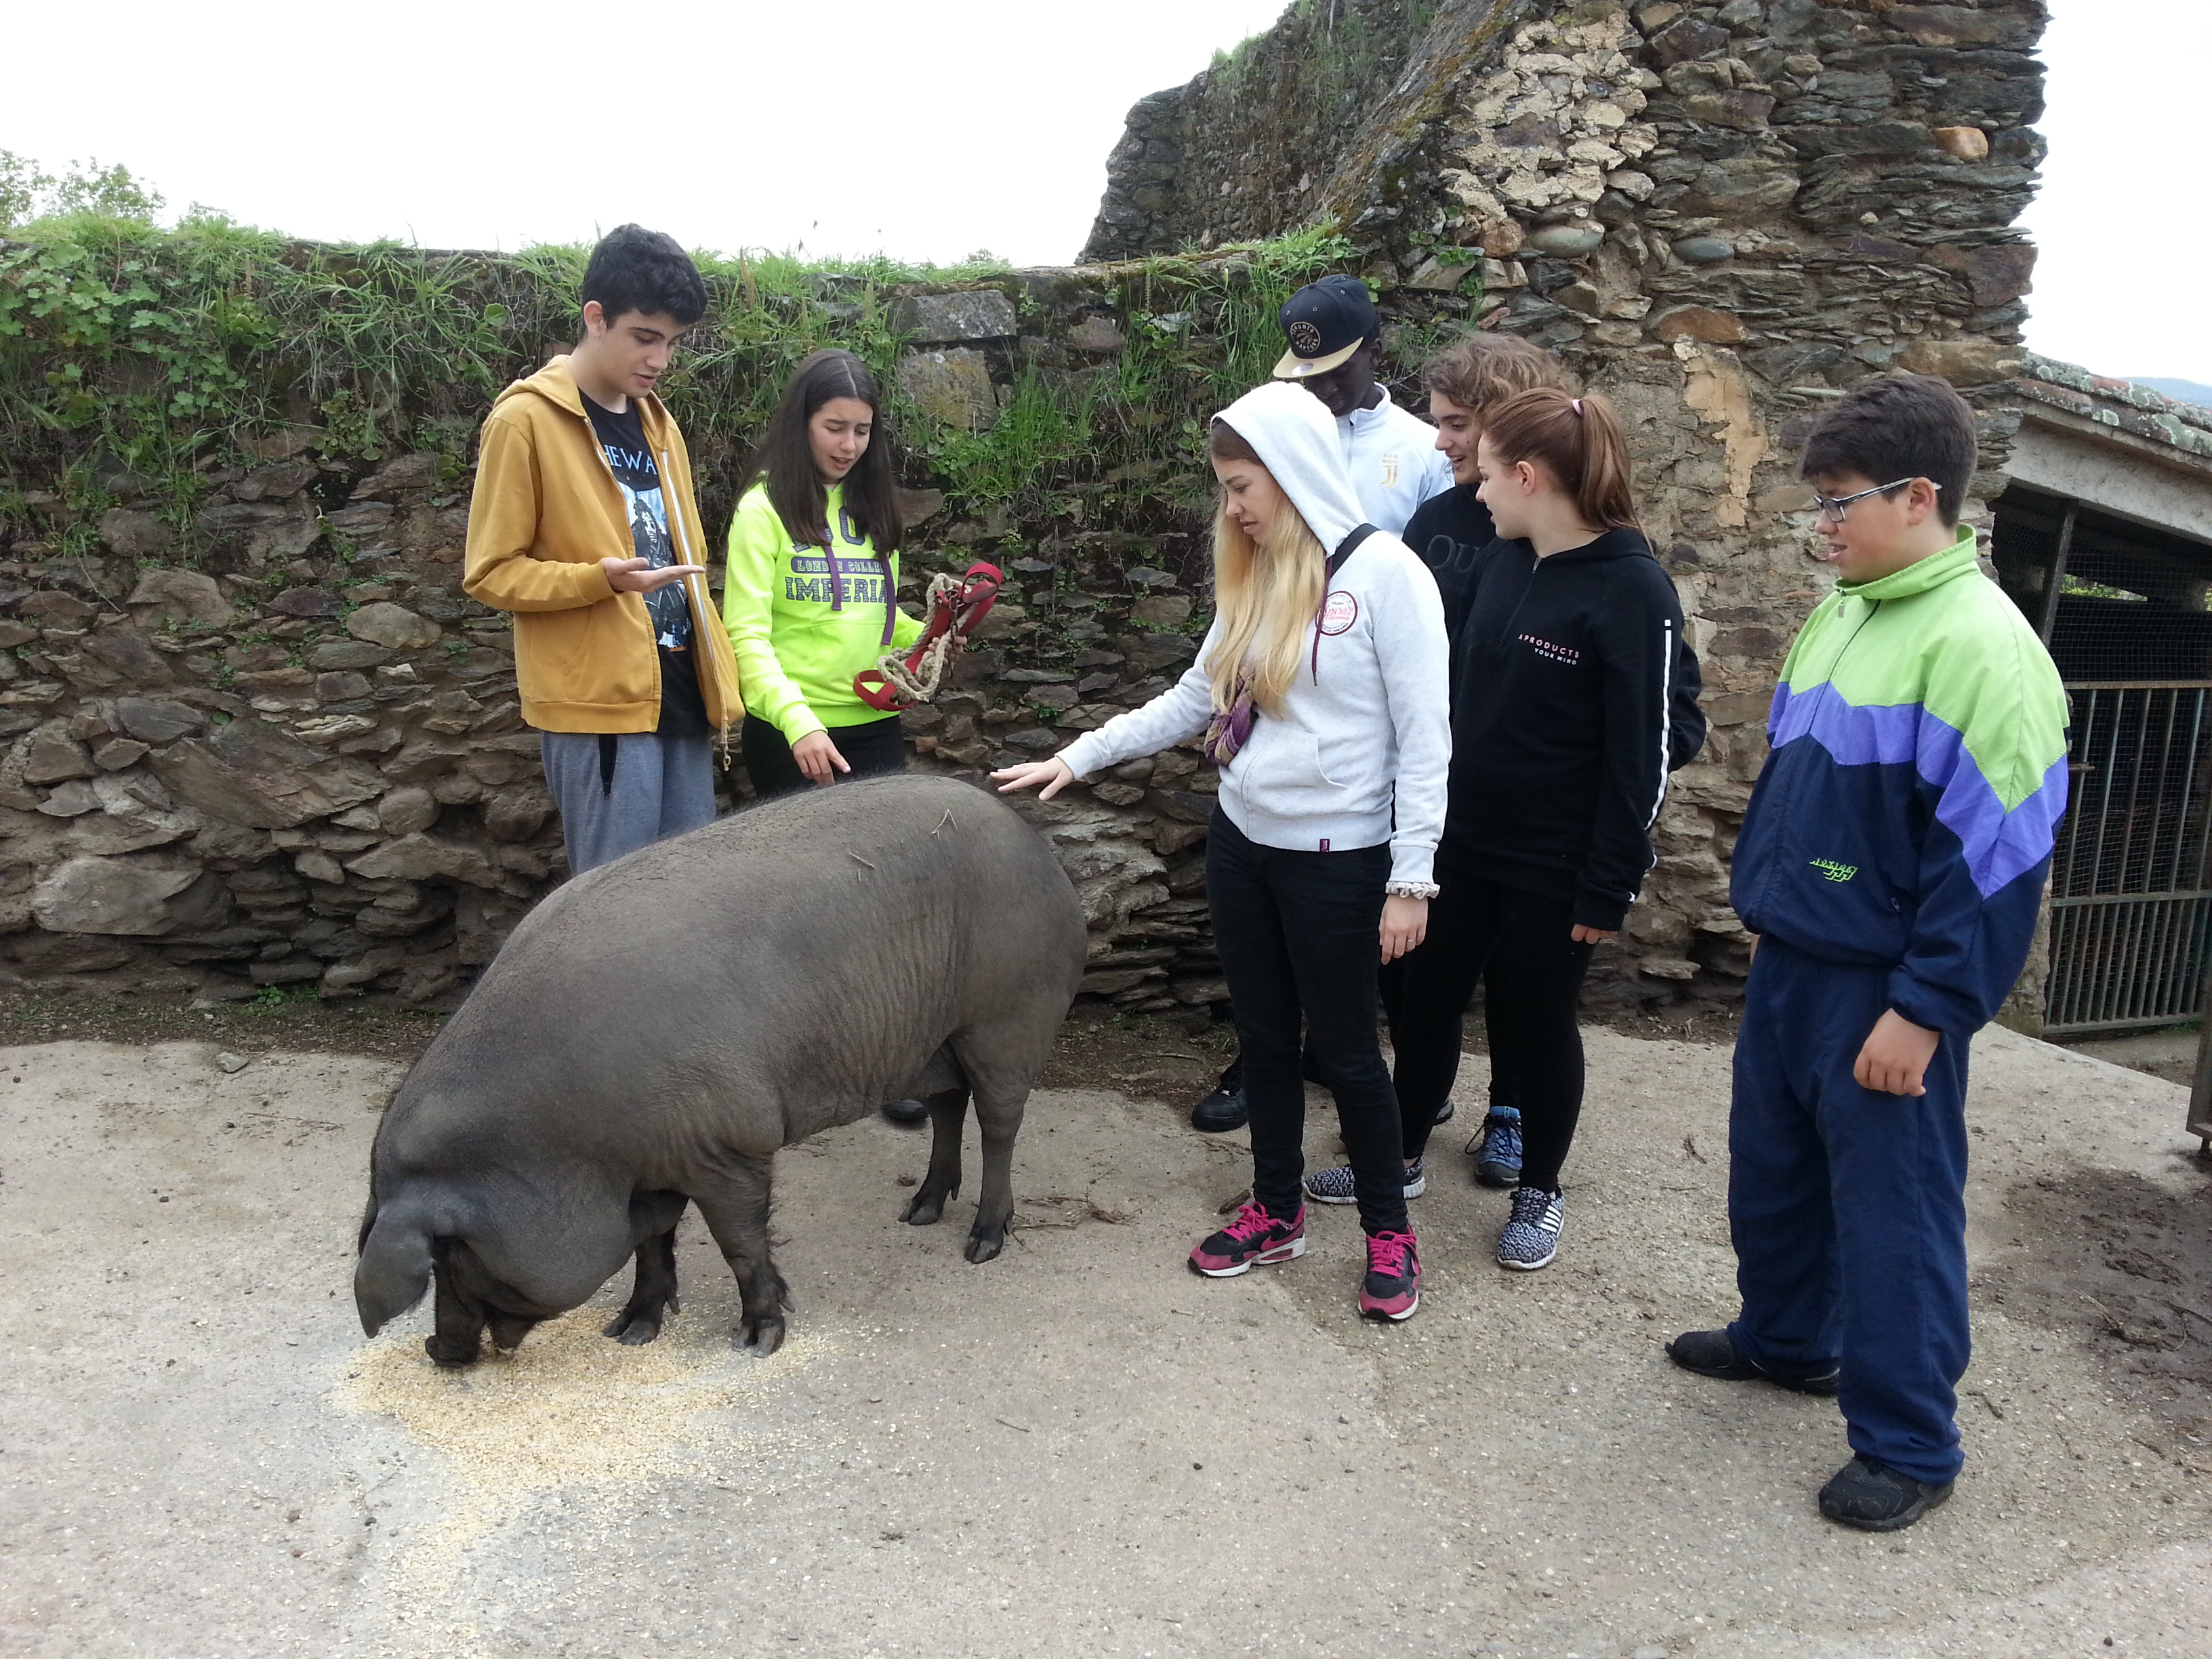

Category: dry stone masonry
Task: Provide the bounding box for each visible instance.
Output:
[1,0,2049,1015]
[1087,0,2048,1006]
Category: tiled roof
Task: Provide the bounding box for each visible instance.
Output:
[2013,354,2212,462]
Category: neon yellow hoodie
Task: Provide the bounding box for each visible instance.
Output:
[721,482,923,743]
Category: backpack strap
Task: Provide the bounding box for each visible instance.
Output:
[1328,522,1380,579]
[1309,523,1382,683]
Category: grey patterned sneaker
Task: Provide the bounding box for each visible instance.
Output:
[1304,1158,1426,1205]
[1497,1185,1564,1271]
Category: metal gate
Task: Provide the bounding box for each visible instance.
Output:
[2045,682,2212,1035]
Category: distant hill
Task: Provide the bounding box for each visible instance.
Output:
[2134,377,2212,409]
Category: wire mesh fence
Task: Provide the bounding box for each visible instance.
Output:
[2046,683,2212,1033]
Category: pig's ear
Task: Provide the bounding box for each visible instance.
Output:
[354,1204,435,1336]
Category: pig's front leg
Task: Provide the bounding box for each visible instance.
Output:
[602,1191,688,1346]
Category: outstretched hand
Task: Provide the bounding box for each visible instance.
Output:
[993,758,1076,800]
[601,556,703,594]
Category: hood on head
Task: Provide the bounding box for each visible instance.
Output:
[1212,380,1366,554]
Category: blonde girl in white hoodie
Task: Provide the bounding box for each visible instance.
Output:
[995,380,1450,1322]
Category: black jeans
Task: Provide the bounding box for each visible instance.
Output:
[1206,810,1407,1236]
[742,713,907,800]
[1380,872,1595,1190]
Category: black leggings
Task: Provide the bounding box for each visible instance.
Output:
[1206,811,1407,1236]
[1380,874,1595,1191]
[742,714,907,800]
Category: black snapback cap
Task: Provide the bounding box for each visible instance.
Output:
[1273,274,1380,379]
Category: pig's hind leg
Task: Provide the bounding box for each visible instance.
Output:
[899,1086,971,1227]
[690,1158,792,1355]
[602,1190,688,1347]
[964,1081,1027,1265]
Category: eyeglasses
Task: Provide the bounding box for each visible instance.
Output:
[1797,478,1938,526]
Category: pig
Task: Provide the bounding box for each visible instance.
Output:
[354,773,1088,1363]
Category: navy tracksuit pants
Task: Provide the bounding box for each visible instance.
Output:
[1726,937,1971,1487]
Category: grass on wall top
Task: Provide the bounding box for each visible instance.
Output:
[0,212,1368,571]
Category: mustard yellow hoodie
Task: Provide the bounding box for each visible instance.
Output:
[462,356,743,735]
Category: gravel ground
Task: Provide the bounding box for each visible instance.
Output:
[1,1025,2205,1658]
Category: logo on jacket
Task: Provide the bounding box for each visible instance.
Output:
[1319,590,1359,635]
[1809,858,1858,883]
[1518,633,1580,665]
[1380,455,1400,489]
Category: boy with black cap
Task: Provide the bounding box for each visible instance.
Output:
[1273,272,1454,535]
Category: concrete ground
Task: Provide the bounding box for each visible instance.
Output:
[3,1025,2209,1659]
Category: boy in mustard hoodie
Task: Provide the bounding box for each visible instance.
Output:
[463,224,743,873]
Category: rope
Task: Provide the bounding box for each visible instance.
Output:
[869,572,968,704]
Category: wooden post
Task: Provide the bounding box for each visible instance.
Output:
[2191,952,2212,1158]
[2038,499,2078,644]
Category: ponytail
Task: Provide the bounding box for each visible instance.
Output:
[1481,388,1640,531]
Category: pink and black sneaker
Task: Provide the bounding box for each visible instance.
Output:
[1358,1229,1421,1321]
[1188,1202,1307,1277]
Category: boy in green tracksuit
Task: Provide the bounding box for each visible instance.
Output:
[1668,374,2070,1531]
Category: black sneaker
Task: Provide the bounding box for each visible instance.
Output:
[1818,1456,1954,1531]
[1189,1060,1248,1133]
[1666,1328,1841,1397]
[880,1097,930,1126]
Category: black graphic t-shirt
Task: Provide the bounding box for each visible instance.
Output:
[1401,483,1497,651]
[581,392,709,736]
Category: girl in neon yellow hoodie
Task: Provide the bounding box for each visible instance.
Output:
[722,349,922,796]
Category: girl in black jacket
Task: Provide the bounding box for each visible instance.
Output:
[1389,387,1699,1271]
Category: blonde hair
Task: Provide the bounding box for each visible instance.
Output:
[1204,419,1326,718]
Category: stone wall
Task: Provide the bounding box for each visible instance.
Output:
[0,247,1361,1012]
[1085,0,2049,1006]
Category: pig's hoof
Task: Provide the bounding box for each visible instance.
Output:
[735,1313,786,1355]
[424,1335,479,1368]
[964,1231,1006,1265]
[901,1191,945,1227]
[602,1307,665,1346]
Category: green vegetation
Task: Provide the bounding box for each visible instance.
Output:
[0,195,1368,571]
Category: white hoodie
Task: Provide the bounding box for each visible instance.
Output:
[1057,382,1451,888]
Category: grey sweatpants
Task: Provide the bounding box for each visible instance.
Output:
[539,731,716,875]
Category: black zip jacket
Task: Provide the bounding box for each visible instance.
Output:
[1439,525,1703,931]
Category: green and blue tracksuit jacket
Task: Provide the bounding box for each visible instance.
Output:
[1730,527,2070,1034]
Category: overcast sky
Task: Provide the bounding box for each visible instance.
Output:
[3,0,2199,383]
